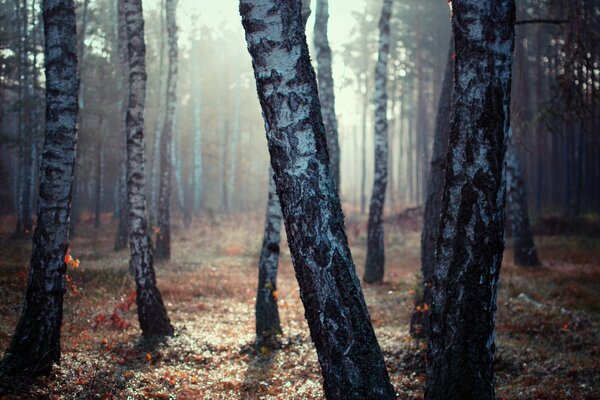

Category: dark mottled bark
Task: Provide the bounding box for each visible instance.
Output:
[425,1,515,399]
[155,0,178,261]
[411,38,453,338]
[0,0,78,377]
[364,0,393,284]
[240,1,395,398]
[123,0,173,338]
[255,170,283,345]
[114,0,130,252]
[505,129,540,267]
[314,0,340,189]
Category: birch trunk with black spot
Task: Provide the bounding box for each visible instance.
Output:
[255,169,283,345]
[364,0,393,284]
[240,1,395,398]
[114,0,129,252]
[314,0,340,189]
[425,1,515,399]
[0,0,78,377]
[411,38,453,338]
[123,0,173,338]
[505,129,540,267]
[155,0,178,260]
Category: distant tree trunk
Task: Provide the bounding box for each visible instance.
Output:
[0,0,78,377]
[240,1,395,398]
[192,46,202,216]
[114,0,129,251]
[360,79,369,215]
[314,0,340,189]
[94,138,104,229]
[255,170,282,346]
[150,0,166,226]
[506,129,541,267]
[425,1,515,399]
[123,0,173,338]
[155,0,178,261]
[411,37,453,338]
[364,0,393,284]
[227,72,241,214]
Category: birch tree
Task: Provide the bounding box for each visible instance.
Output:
[425,1,515,399]
[364,0,393,284]
[123,0,173,338]
[240,1,395,398]
[155,0,178,260]
[0,0,78,376]
[411,37,453,338]
[314,0,340,188]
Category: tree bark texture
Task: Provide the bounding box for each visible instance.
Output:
[425,1,515,399]
[114,0,129,252]
[505,129,540,267]
[123,0,173,338]
[255,169,283,345]
[155,0,178,260]
[1,0,78,377]
[364,0,393,284]
[240,1,395,398]
[411,38,453,338]
[314,0,340,189]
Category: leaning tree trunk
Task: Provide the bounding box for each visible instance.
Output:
[0,0,78,377]
[314,0,340,189]
[114,0,129,251]
[240,1,395,398]
[505,129,541,267]
[255,170,283,346]
[123,0,173,338]
[411,37,453,338]
[425,1,515,399]
[155,0,178,260]
[364,0,393,284]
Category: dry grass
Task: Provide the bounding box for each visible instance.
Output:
[0,212,598,399]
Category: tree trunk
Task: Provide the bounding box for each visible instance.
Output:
[411,37,453,338]
[255,170,283,346]
[123,0,173,338]
[240,1,395,398]
[114,0,129,252]
[505,129,541,267]
[0,0,78,377]
[425,1,515,399]
[364,0,393,284]
[192,46,202,216]
[155,0,178,261]
[227,72,241,214]
[94,138,103,229]
[314,0,340,189]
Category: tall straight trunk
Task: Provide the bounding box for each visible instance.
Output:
[94,138,103,228]
[255,170,282,345]
[505,128,540,267]
[411,37,453,338]
[155,0,178,260]
[69,0,90,237]
[21,0,33,234]
[150,0,166,226]
[192,46,202,216]
[314,0,340,189]
[227,72,241,213]
[0,0,78,376]
[425,1,515,399]
[360,80,369,214]
[114,0,129,251]
[123,0,173,338]
[240,1,395,398]
[364,0,393,284]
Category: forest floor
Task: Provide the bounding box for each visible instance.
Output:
[0,210,599,399]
